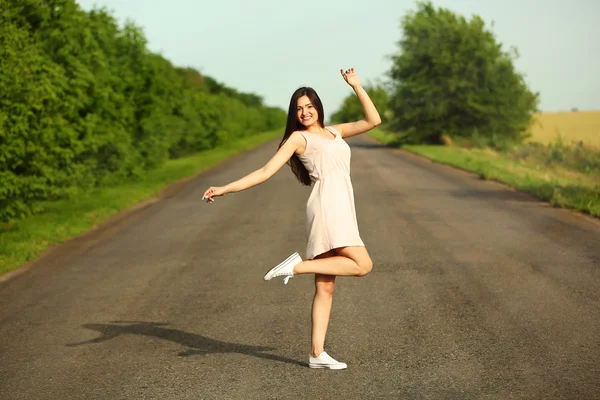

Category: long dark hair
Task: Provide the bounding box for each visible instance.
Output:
[279,87,325,186]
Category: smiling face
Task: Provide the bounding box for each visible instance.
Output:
[296,95,319,128]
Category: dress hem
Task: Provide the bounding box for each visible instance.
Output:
[306,242,366,260]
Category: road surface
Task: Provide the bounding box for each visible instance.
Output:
[1,135,599,399]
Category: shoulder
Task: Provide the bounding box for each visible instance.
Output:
[286,131,308,155]
[288,131,307,144]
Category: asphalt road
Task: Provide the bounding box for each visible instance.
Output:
[1,135,599,400]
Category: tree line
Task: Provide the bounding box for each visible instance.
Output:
[0,0,285,222]
[332,1,539,147]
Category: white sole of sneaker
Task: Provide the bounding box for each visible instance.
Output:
[309,363,347,370]
[263,252,300,281]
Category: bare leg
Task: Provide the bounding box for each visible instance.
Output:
[311,251,337,358]
[294,246,373,277]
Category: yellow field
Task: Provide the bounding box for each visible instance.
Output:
[528,111,600,147]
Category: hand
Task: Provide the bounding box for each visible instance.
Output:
[202,186,226,203]
[340,67,361,88]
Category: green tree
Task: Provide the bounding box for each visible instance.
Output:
[388,1,539,145]
[0,0,285,222]
[331,83,390,124]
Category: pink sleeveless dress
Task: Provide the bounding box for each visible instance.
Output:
[297,126,364,260]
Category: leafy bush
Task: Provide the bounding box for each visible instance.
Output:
[0,0,285,222]
[387,1,539,145]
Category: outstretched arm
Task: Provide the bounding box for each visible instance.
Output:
[202,132,305,203]
[333,68,382,138]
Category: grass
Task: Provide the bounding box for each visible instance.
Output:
[368,128,398,146]
[511,140,600,175]
[367,128,600,218]
[528,111,600,148]
[0,129,282,276]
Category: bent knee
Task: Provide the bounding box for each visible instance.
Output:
[357,259,373,277]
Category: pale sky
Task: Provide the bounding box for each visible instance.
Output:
[77,0,599,114]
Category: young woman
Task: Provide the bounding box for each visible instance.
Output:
[202,68,381,369]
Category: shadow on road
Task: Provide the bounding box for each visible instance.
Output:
[67,321,305,367]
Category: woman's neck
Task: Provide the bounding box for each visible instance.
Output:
[305,124,324,133]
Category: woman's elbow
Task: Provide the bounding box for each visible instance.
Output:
[371,118,382,128]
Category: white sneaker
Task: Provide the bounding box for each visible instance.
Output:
[263,252,302,284]
[309,351,347,370]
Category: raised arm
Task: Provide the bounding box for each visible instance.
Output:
[202,132,305,203]
[332,68,382,139]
